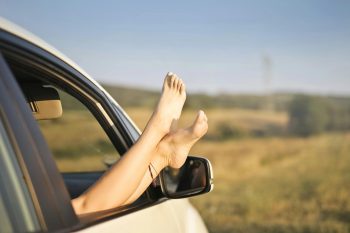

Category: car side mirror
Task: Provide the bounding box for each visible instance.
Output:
[159,156,214,198]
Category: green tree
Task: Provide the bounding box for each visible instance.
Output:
[288,95,329,136]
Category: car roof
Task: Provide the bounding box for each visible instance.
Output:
[0,17,105,92]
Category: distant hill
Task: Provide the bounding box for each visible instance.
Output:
[102,84,350,112]
[102,85,159,108]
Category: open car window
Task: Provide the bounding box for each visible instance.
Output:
[7,60,121,173]
[37,88,120,173]
[2,52,152,205]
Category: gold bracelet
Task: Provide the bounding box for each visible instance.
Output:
[149,162,158,186]
[150,162,158,176]
[148,164,155,180]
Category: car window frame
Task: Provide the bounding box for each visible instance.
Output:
[0,111,41,233]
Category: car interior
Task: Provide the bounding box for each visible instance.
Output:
[4,55,128,200]
[20,84,100,198]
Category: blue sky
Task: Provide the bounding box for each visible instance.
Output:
[1,0,349,95]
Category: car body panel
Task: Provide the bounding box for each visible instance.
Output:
[77,200,207,233]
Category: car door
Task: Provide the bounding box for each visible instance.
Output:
[0,28,183,232]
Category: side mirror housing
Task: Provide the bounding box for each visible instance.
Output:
[159,156,214,198]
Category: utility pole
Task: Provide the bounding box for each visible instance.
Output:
[262,54,274,111]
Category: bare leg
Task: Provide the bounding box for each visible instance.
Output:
[124,110,208,205]
[72,73,186,214]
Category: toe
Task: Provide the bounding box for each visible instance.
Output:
[174,76,179,90]
[194,110,204,124]
[178,79,183,92]
[202,111,208,121]
[176,78,182,92]
[170,75,175,88]
[164,73,172,89]
[180,81,186,94]
[190,111,208,138]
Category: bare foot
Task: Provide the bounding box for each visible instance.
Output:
[155,110,208,170]
[144,72,186,139]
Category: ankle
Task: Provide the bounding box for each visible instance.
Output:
[148,114,171,136]
[151,154,168,175]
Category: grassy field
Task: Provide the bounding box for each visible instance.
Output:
[127,108,350,233]
[126,107,289,139]
[190,134,350,233]
[41,106,350,232]
[39,110,119,172]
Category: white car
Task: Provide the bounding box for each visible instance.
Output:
[0,18,213,233]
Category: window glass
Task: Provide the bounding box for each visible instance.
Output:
[38,88,120,172]
[0,120,40,233]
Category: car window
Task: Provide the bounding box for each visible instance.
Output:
[0,119,41,233]
[37,88,121,172]
[3,51,149,211]
[3,54,122,173]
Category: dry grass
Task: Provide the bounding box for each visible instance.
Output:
[56,155,107,172]
[39,111,119,172]
[126,107,288,139]
[189,133,350,233]
[126,107,350,233]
